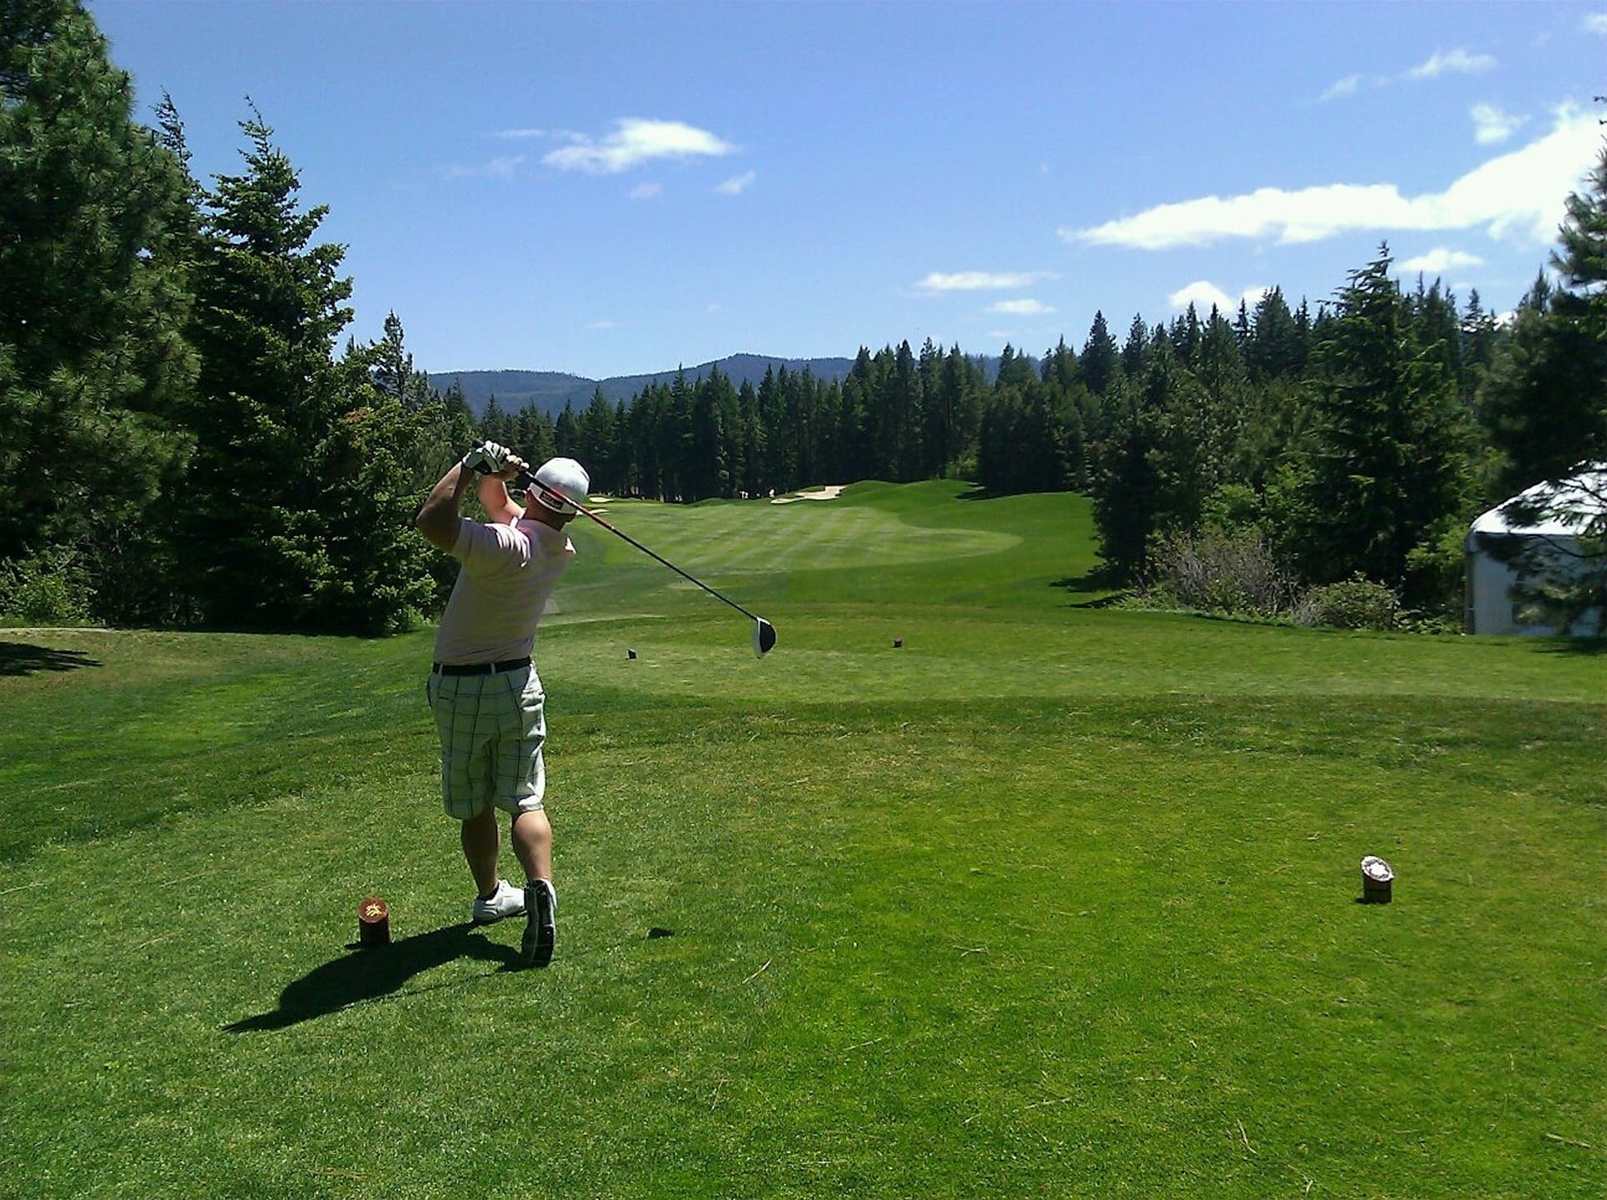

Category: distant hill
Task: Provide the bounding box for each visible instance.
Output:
[429,354,858,418]
[423,369,593,416]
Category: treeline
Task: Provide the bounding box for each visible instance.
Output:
[487,191,1605,621]
[480,341,989,504]
[2,0,473,634]
[5,2,1604,635]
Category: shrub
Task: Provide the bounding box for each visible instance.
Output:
[1293,573,1399,631]
[1142,528,1298,619]
[1403,520,1472,617]
[0,547,96,626]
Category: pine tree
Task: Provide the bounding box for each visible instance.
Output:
[515,406,556,470]
[1193,307,1251,481]
[931,345,983,478]
[1481,245,1607,493]
[177,107,432,633]
[628,384,666,500]
[1245,288,1304,382]
[737,380,764,497]
[1286,246,1475,601]
[373,311,431,410]
[836,349,875,485]
[314,339,442,634]
[480,395,512,446]
[1088,383,1157,580]
[689,369,736,499]
[917,339,946,477]
[0,0,197,621]
[664,370,695,500]
[1080,311,1120,395]
[577,389,620,493]
[1458,290,1499,412]
[1407,277,1462,389]
[1472,123,1607,630]
[1551,128,1607,309]
[1169,303,1203,367]
[1120,314,1148,378]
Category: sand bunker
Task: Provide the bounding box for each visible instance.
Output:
[771,485,847,504]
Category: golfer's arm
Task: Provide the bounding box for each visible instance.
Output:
[477,473,522,525]
[415,463,475,553]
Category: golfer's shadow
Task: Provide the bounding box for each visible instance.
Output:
[224,922,521,1032]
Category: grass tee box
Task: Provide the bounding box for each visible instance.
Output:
[2,482,1604,1198]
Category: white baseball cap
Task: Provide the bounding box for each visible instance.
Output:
[530,457,589,515]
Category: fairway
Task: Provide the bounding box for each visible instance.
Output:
[2,483,1604,1198]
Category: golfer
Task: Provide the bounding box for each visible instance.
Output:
[414,443,589,968]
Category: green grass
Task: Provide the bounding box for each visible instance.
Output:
[2,482,1604,1197]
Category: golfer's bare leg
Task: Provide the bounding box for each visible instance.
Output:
[511,809,552,884]
[461,808,502,899]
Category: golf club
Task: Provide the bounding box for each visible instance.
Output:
[508,466,778,658]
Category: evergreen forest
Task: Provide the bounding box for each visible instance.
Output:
[4,1,1605,635]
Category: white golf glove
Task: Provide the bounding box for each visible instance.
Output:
[461,441,513,474]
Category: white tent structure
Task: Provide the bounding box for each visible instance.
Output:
[1465,463,1607,635]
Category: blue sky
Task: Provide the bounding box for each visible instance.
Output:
[91,1,1607,380]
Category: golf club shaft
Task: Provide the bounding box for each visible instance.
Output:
[557,492,765,625]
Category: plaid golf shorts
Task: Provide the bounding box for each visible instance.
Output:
[426,664,547,820]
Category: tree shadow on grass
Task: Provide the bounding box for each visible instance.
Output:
[954,484,999,501]
[1535,636,1607,657]
[1050,568,1128,609]
[0,642,103,677]
[224,922,523,1032]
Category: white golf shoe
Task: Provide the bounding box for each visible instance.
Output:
[472,879,526,924]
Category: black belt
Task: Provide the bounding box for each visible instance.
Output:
[432,657,531,677]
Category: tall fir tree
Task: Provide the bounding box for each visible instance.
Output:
[177,108,433,633]
[1120,314,1148,379]
[1285,246,1475,602]
[1480,276,1607,497]
[577,389,621,494]
[1080,310,1120,396]
[0,0,197,621]
[1245,288,1305,382]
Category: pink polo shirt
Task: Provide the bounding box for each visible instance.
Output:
[431,517,575,666]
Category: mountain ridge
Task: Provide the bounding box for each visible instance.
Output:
[428,353,858,418]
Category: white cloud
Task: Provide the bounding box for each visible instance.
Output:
[1472,103,1527,145]
[445,154,526,180]
[1406,48,1497,80]
[1398,247,1485,274]
[916,270,1057,292]
[1169,282,1232,313]
[987,299,1056,316]
[1320,74,1362,102]
[1322,47,1500,104]
[1166,282,1268,315]
[1583,12,1607,34]
[630,182,663,200]
[1063,106,1600,250]
[492,128,551,140]
[716,171,757,195]
[543,118,737,175]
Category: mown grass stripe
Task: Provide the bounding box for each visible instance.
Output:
[2,481,1603,1198]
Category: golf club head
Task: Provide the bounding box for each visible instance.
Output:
[753,617,777,658]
